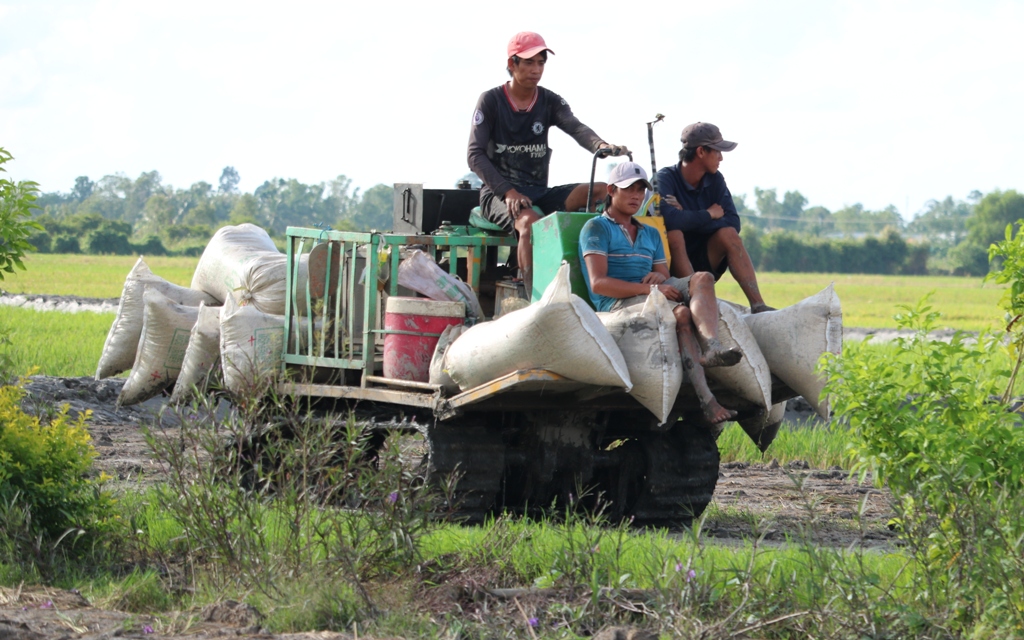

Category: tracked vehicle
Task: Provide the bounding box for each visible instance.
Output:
[277,182,799,525]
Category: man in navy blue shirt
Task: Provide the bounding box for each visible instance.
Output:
[580,162,740,424]
[656,122,772,314]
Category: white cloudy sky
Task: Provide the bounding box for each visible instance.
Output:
[2,0,1021,220]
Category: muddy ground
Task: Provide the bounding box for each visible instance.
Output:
[2,292,897,638]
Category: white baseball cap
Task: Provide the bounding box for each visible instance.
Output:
[608,162,652,190]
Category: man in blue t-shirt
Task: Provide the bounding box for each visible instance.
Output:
[579,162,740,424]
[656,122,772,314]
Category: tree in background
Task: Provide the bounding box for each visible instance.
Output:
[967,190,1024,251]
[0,148,43,279]
[71,176,94,202]
[908,193,976,245]
[218,166,240,194]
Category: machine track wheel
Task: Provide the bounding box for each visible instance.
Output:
[629,421,720,527]
[424,419,505,522]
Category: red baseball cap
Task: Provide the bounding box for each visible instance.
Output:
[507,32,554,59]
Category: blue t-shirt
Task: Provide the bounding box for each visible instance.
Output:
[579,213,667,312]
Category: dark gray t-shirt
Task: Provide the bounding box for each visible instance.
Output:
[467,84,604,199]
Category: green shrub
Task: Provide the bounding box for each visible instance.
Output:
[52,233,81,254]
[824,300,1024,634]
[0,384,116,546]
[0,148,43,278]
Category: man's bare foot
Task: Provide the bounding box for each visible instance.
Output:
[702,399,738,424]
[702,347,743,368]
[750,302,776,314]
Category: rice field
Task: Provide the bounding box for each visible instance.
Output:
[715,271,1005,332]
[0,306,111,378]
[1,254,199,298]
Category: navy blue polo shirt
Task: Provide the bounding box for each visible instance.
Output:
[655,163,741,237]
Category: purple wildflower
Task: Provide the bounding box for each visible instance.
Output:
[388,491,399,504]
[674,562,683,572]
[687,569,697,582]
[143,624,154,634]
[528,617,539,627]
[40,600,53,609]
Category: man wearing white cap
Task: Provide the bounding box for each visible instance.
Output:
[468,31,627,296]
[657,122,772,314]
[579,161,741,424]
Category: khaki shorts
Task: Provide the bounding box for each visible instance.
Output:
[610,276,692,310]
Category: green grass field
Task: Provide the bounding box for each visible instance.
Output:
[0,254,1010,331]
[0,254,1012,378]
[1,254,199,298]
[0,306,111,378]
[714,271,1006,332]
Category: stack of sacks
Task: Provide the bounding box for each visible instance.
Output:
[191,223,309,316]
[741,285,842,420]
[117,289,204,406]
[219,292,287,397]
[169,301,222,404]
[96,257,217,379]
[597,288,682,425]
[106,224,307,406]
[442,263,631,392]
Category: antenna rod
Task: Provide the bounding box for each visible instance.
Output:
[646,114,665,216]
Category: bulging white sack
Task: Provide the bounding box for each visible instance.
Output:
[598,288,682,425]
[444,263,631,392]
[96,257,216,379]
[742,284,842,419]
[220,293,286,397]
[191,224,298,316]
[170,302,222,404]
[428,324,466,396]
[117,289,201,406]
[705,302,772,410]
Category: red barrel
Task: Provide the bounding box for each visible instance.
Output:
[382,297,465,382]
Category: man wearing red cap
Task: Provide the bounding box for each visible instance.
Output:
[468,31,626,296]
[656,122,773,314]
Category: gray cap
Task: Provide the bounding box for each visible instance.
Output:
[681,122,738,152]
[607,162,652,190]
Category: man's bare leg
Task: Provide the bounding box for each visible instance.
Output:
[564,183,607,212]
[514,209,542,299]
[667,230,695,278]
[674,305,737,424]
[687,271,742,367]
[706,227,773,313]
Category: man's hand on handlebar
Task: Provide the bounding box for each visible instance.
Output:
[598,142,631,157]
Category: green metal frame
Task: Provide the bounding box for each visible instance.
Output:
[283,226,515,387]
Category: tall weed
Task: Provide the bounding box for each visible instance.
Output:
[145,389,438,612]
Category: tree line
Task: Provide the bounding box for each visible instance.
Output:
[27,166,1024,276]
[734,188,1024,276]
[30,167,393,256]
